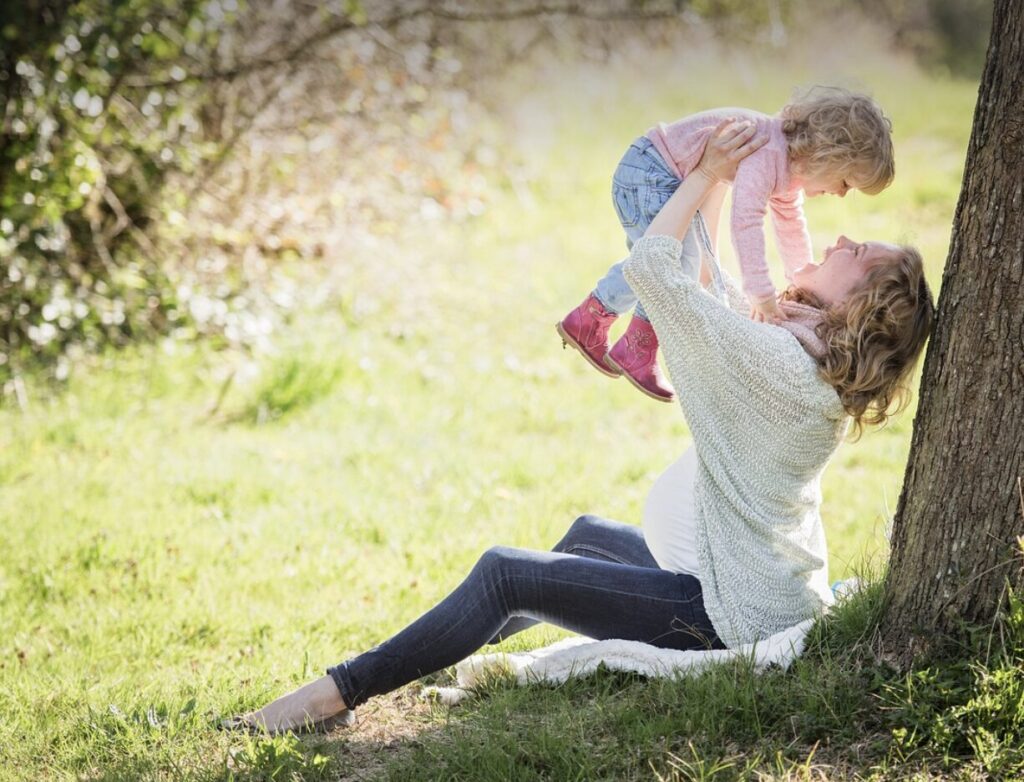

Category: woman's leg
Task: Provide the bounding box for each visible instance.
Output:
[328,538,722,710]
[485,513,658,642]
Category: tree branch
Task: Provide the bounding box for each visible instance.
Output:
[121,1,684,88]
[185,68,294,201]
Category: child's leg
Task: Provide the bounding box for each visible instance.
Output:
[558,138,686,378]
[591,138,685,314]
[605,173,704,402]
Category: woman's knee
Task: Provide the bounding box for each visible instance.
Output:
[566,513,598,539]
[555,514,604,552]
[474,545,521,576]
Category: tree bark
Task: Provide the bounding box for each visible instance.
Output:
[880,0,1024,665]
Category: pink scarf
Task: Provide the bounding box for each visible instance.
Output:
[776,300,827,361]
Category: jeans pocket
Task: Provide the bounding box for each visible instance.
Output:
[612,183,641,229]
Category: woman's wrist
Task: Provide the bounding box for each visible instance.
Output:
[691,167,720,200]
[694,164,721,186]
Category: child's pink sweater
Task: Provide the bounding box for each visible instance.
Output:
[646,109,813,300]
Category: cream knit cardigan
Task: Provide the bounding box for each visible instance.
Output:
[623,234,848,648]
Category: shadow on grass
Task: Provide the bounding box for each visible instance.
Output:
[212,689,454,782]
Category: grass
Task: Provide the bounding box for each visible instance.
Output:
[378,584,1024,781]
[0,21,1013,782]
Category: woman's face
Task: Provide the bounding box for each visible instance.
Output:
[790,236,900,306]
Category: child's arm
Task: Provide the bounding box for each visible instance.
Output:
[770,193,814,281]
[730,163,787,322]
[699,169,785,323]
[750,294,784,323]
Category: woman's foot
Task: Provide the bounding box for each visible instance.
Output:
[221,675,354,736]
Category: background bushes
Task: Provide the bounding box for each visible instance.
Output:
[0,0,992,397]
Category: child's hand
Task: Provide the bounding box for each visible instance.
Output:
[750,295,787,324]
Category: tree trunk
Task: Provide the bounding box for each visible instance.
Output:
[880,0,1024,665]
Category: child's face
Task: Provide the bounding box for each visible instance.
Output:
[798,171,858,198]
[790,235,899,305]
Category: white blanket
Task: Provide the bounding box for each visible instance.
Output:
[422,618,816,705]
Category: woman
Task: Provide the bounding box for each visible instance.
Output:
[223,121,934,734]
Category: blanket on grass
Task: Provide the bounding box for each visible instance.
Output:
[422,618,816,706]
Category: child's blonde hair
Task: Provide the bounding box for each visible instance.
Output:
[781,86,895,195]
[783,246,934,438]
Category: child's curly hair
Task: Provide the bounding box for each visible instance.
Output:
[782,246,934,438]
[781,86,895,195]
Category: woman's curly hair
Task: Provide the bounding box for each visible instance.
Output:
[781,85,895,195]
[782,246,935,438]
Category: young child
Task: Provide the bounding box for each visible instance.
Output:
[557,86,894,402]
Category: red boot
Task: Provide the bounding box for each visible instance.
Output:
[605,317,675,402]
[556,293,621,378]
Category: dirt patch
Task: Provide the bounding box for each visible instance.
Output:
[319,686,457,781]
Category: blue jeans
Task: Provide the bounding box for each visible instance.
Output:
[327,515,724,709]
[594,137,708,321]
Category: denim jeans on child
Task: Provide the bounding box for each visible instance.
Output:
[594,136,714,321]
[327,514,724,709]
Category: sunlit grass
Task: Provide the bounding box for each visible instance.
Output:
[0,23,982,781]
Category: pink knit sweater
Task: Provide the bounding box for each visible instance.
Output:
[646,109,813,300]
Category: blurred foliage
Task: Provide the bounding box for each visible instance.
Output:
[687,0,991,73]
[0,0,513,395]
[843,0,993,76]
[0,0,992,398]
[235,353,345,424]
[0,0,224,385]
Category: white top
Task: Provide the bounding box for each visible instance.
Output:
[643,446,701,577]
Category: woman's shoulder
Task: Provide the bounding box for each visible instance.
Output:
[747,327,847,417]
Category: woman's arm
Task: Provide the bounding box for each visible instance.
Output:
[697,183,728,287]
[644,169,719,243]
[700,180,755,315]
[700,183,728,253]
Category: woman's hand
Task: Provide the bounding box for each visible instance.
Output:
[696,119,767,185]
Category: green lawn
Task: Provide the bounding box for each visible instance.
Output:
[0,33,986,782]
